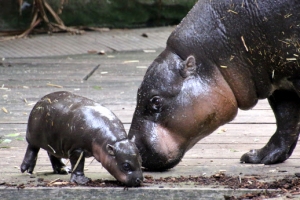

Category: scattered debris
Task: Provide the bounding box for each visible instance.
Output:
[47,144,56,154]
[83,64,100,81]
[46,83,63,88]
[2,174,300,199]
[72,151,84,172]
[241,36,249,52]
[98,50,106,55]
[2,107,8,113]
[0,85,9,90]
[141,33,148,38]
[143,50,156,53]
[87,50,98,54]
[286,58,297,61]
[136,66,147,69]
[123,60,139,64]
[227,10,238,14]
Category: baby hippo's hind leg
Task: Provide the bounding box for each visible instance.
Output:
[47,153,68,174]
[69,149,90,184]
[20,144,40,173]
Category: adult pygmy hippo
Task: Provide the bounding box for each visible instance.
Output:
[21,91,143,186]
[129,0,300,171]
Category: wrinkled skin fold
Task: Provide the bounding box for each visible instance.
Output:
[129,0,300,171]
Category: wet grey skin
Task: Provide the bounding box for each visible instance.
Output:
[129,0,300,171]
[20,91,143,187]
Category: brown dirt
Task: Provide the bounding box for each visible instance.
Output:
[2,173,300,199]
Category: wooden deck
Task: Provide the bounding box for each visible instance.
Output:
[0,39,299,199]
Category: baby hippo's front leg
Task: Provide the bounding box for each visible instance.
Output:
[69,149,90,184]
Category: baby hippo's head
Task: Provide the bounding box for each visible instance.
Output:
[93,139,143,187]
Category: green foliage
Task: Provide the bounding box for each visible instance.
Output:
[0,0,197,30]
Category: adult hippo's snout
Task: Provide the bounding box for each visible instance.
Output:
[129,114,185,171]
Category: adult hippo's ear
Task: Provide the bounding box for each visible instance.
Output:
[180,55,196,78]
[106,144,115,156]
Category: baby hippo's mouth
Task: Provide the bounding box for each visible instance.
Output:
[122,171,143,187]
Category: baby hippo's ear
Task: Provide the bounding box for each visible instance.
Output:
[106,144,115,156]
[180,55,196,78]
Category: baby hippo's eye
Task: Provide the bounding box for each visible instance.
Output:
[122,162,133,172]
[150,96,162,112]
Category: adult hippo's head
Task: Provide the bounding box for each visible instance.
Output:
[128,49,238,171]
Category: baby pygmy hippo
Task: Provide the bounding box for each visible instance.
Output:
[20,91,143,187]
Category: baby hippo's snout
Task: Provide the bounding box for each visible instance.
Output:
[124,171,143,187]
[101,140,144,187]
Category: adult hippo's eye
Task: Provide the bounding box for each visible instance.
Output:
[149,96,162,113]
[122,162,133,172]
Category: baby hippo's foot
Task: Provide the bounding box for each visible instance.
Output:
[20,145,39,173]
[48,154,68,174]
[20,160,36,174]
[53,167,68,175]
[70,172,91,185]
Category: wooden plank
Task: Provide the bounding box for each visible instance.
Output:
[0,107,276,124]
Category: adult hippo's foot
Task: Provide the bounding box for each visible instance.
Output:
[241,90,300,164]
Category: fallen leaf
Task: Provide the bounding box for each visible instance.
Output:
[92,86,102,90]
[0,146,10,149]
[5,133,21,137]
[1,139,12,143]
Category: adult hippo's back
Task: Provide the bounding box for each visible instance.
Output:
[128,0,300,170]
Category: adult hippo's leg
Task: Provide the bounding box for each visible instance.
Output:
[69,149,90,184]
[20,144,40,173]
[241,90,300,164]
[47,153,68,174]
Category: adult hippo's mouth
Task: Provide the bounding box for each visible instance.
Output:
[129,119,185,171]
